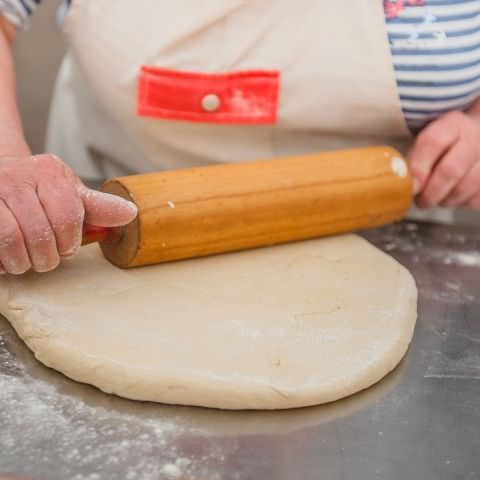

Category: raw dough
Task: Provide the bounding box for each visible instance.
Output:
[0,235,417,410]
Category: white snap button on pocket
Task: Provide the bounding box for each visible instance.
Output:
[201,93,221,112]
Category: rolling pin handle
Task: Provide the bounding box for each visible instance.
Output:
[82,224,122,246]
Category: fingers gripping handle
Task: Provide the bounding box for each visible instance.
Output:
[82,224,122,246]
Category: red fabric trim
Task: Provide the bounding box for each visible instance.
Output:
[137,66,279,124]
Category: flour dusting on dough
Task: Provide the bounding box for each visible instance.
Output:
[0,235,417,410]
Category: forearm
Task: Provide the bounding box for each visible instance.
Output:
[0,15,30,157]
[467,96,480,121]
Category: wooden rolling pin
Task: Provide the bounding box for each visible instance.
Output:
[82,145,412,268]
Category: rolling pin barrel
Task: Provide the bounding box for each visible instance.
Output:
[93,146,412,268]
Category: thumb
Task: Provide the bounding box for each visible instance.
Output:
[80,187,138,227]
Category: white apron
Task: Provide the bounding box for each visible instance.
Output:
[46,0,412,181]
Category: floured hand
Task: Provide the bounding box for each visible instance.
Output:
[0,154,137,274]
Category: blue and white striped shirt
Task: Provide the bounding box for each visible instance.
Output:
[386,0,480,131]
[1,0,479,133]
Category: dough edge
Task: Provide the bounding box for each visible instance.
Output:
[1,266,417,410]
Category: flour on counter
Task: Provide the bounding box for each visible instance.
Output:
[0,322,228,480]
[441,251,480,267]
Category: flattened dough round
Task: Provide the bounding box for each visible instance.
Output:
[0,235,417,410]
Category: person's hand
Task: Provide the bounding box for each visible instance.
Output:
[407,107,480,209]
[0,154,137,274]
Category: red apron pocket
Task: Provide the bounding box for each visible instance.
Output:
[137,66,279,124]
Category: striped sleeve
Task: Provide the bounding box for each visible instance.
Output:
[386,0,480,132]
[0,0,41,29]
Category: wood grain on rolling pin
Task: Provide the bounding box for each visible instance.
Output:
[100,146,412,268]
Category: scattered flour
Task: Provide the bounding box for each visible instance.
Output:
[441,251,480,267]
[377,223,480,268]
[161,458,191,478]
[0,322,227,480]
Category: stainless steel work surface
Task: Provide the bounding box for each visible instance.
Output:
[0,221,478,480]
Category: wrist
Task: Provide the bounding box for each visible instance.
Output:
[0,15,16,44]
[0,139,31,158]
[467,97,480,122]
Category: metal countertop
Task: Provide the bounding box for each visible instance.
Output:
[0,221,478,480]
